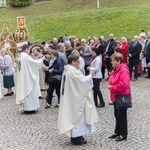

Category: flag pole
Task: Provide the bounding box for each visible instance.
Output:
[97,0,100,9]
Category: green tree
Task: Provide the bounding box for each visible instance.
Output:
[7,0,32,7]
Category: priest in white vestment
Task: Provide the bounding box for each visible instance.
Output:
[58,54,98,145]
[16,44,46,114]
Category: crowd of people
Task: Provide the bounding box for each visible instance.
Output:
[0,30,150,145]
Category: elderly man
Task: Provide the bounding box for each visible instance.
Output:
[81,39,92,75]
[16,44,47,114]
[56,43,68,66]
[58,54,98,145]
[52,38,58,50]
[65,40,73,58]
[105,33,117,78]
[128,36,142,81]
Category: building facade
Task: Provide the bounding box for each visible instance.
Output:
[0,0,6,7]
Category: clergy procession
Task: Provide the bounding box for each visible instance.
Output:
[0,20,150,148]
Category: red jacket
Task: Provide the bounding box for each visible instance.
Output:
[118,43,129,63]
[108,63,131,102]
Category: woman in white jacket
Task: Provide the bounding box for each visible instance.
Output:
[88,48,105,108]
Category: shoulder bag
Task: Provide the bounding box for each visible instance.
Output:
[51,74,62,82]
[116,93,132,109]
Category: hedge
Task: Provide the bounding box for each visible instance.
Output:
[7,0,32,7]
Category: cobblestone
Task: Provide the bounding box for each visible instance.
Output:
[0,73,150,149]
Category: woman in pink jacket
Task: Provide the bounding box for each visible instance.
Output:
[107,52,131,141]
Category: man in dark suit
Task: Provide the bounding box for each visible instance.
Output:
[128,36,142,81]
[144,32,150,79]
[104,33,117,78]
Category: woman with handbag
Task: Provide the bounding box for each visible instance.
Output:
[45,51,64,109]
[107,52,131,141]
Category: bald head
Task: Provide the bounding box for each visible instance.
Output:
[134,36,139,42]
[109,33,114,40]
[65,41,71,48]
[81,39,86,46]
[57,43,64,51]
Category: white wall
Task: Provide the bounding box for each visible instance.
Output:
[0,0,6,7]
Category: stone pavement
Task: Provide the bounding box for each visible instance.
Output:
[0,73,150,150]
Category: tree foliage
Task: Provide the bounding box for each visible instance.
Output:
[7,0,32,7]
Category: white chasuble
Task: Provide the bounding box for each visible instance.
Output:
[16,52,43,111]
[58,64,98,137]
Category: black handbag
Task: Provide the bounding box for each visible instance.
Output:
[116,93,132,109]
[51,74,62,82]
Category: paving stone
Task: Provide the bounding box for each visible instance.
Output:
[0,73,150,149]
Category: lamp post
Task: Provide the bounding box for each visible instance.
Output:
[97,0,100,9]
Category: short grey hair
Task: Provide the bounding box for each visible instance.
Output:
[57,43,64,50]
[65,41,71,47]
[0,48,8,54]
[81,39,86,43]
[71,50,80,57]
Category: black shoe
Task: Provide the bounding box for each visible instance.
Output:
[115,136,127,141]
[109,102,114,105]
[23,111,37,114]
[41,89,46,91]
[4,93,12,96]
[72,137,87,145]
[45,105,51,109]
[72,140,87,145]
[71,137,85,143]
[98,103,105,108]
[39,96,44,99]
[54,105,59,108]
[144,76,150,79]
[95,104,98,107]
[109,134,119,139]
[4,91,14,96]
[138,73,141,77]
